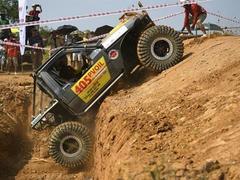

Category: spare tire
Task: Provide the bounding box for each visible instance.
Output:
[137,25,184,72]
[48,121,92,168]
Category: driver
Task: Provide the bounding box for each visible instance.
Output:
[56,53,90,82]
[57,55,77,80]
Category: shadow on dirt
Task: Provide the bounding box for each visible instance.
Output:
[111,52,194,92]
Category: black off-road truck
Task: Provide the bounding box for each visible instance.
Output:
[31,2,184,168]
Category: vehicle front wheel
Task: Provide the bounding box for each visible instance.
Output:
[48,121,92,168]
[137,25,184,72]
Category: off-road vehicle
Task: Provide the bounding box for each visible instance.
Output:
[31,2,184,168]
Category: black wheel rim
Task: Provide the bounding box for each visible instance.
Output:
[60,135,82,157]
[151,37,174,61]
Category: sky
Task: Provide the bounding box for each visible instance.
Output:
[25,0,240,32]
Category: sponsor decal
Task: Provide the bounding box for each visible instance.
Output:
[71,57,111,103]
[108,49,119,60]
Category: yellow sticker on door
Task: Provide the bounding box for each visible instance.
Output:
[71,57,111,103]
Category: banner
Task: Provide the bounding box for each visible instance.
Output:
[18,0,27,55]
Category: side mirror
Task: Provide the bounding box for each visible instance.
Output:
[138,1,143,8]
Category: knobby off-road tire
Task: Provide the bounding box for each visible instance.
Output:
[137,25,184,72]
[48,121,92,168]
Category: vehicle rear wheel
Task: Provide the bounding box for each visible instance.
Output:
[137,25,184,72]
[48,121,92,168]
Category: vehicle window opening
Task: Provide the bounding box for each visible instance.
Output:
[49,51,91,86]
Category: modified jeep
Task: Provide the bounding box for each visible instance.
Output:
[31,2,184,168]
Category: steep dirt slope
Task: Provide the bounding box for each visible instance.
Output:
[0,75,85,180]
[93,36,240,179]
[1,36,240,180]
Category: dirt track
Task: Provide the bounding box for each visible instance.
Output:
[0,36,240,179]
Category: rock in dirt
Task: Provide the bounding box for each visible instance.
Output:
[202,160,221,173]
[157,121,173,133]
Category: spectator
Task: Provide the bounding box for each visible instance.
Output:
[70,33,83,44]
[29,29,44,70]
[29,4,42,21]
[49,31,68,56]
[0,42,6,72]
[26,15,36,44]
[56,35,65,47]
[180,0,207,37]
[26,4,41,42]
[83,30,91,41]
[48,30,58,55]
[5,36,19,74]
[49,30,57,49]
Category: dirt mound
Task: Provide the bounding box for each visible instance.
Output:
[0,76,32,178]
[93,36,240,179]
[1,36,240,180]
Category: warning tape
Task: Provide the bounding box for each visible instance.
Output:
[80,12,184,43]
[2,9,238,52]
[0,11,184,51]
[0,0,212,30]
[208,12,240,24]
[154,12,184,22]
[0,35,108,52]
[0,40,49,51]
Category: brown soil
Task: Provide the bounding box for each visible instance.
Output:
[0,75,32,179]
[93,36,240,179]
[0,36,240,180]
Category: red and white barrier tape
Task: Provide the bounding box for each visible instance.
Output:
[0,40,49,51]
[0,35,109,52]
[0,0,212,30]
[0,11,183,51]
[154,12,184,22]
[79,12,184,43]
[208,12,240,24]
[2,9,238,52]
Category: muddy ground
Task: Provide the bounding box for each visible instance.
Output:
[0,36,240,180]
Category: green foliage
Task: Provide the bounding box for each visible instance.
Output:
[0,0,18,21]
[39,26,53,39]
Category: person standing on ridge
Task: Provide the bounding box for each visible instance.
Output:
[180,0,207,37]
[29,4,42,21]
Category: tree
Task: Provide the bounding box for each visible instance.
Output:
[39,26,53,39]
[0,0,18,21]
[39,26,54,46]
